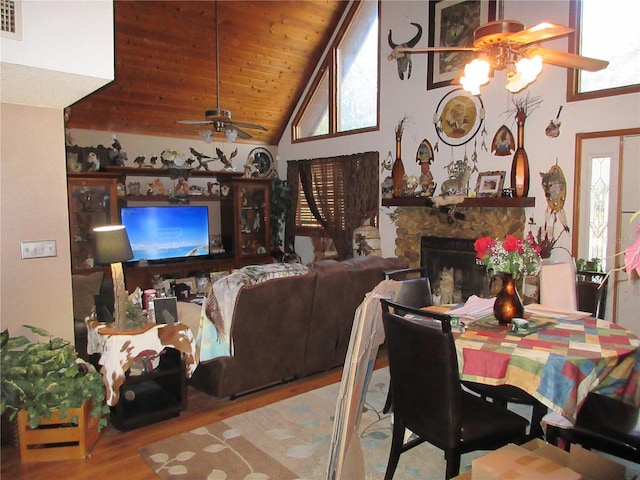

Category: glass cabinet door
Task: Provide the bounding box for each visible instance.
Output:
[68,177,119,271]
[236,180,270,260]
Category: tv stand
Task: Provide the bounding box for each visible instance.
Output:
[124,256,236,292]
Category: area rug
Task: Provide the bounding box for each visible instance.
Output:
[140,367,483,480]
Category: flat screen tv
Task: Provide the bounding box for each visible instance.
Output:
[120,206,210,262]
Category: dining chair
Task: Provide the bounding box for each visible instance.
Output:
[539,260,578,311]
[384,267,433,307]
[545,392,640,464]
[576,270,608,319]
[381,268,433,413]
[380,300,529,480]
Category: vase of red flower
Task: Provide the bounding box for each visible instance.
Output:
[474,234,541,325]
[493,273,524,325]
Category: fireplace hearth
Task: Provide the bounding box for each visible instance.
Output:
[421,236,490,304]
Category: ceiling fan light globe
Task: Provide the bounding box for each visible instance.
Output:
[200,129,214,144]
[225,128,238,143]
[516,55,543,82]
[505,72,529,93]
[465,59,491,83]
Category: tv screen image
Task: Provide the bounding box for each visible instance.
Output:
[121,206,210,262]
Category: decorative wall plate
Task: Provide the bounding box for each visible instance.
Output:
[434,88,484,147]
[491,125,515,156]
[248,147,275,178]
[415,139,434,165]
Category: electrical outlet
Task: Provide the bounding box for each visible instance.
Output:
[20,240,57,259]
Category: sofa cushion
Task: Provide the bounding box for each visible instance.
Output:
[72,271,104,320]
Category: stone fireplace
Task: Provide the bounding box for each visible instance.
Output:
[391,204,528,303]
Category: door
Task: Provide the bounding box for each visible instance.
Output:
[574,130,640,335]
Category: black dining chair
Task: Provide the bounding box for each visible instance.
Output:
[384,267,433,307]
[545,392,640,464]
[381,268,546,439]
[381,300,529,480]
[381,268,433,413]
[576,270,609,319]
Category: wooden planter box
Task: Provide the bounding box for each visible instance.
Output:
[17,400,103,463]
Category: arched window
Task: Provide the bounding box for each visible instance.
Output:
[292,1,379,141]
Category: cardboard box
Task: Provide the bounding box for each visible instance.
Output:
[471,439,625,480]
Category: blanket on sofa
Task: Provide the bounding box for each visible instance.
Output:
[197,263,309,361]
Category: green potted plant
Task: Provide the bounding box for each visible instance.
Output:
[270,178,291,250]
[0,325,109,430]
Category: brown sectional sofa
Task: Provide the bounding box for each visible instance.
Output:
[189,255,407,398]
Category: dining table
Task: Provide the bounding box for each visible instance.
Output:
[452,313,640,423]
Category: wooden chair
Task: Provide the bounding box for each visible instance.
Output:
[576,270,608,319]
[381,300,529,480]
[545,392,640,464]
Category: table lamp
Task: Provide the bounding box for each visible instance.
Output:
[93,225,134,331]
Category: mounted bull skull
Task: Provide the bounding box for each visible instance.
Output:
[388,23,422,80]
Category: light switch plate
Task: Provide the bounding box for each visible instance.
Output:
[20,240,57,259]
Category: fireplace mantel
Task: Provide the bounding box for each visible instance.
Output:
[382,196,535,208]
[389,198,534,268]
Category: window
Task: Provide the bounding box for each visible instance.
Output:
[292,1,379,141]
[586,155,611,269]
[295,159,345,234]
[567,0,640,101]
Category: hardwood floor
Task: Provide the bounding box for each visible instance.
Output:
[1,355,388,479]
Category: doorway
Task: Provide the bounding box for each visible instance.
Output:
[573,129,640,335]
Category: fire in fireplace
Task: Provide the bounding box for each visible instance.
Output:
[421,236,491,305]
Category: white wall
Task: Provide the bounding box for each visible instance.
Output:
[1,104,72,340]
[0,0,114,341]
[277,0,640,264]
[1,0,114,78]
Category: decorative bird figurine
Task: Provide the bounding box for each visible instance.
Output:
[216,147,238,170]
[189,147,216,170]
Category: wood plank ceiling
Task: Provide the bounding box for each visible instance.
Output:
[66,1,348,146]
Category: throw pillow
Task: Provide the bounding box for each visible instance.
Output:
[72,271,104,320]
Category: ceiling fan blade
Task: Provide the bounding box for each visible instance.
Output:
[229,126,253,139]
[227,119,268,131]
[529,46,609,71]
[505,22,573,45]
[176,123,211,134]
[397,46,478,55]
[177,119,213,125]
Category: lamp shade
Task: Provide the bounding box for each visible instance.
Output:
[93,225,134,265]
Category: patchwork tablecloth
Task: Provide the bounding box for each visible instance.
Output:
[455,316,640,422]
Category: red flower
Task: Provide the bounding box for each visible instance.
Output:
[502,235,520,253]
[526,232,542,255]
[474,236,493,259]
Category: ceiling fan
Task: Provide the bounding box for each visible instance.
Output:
[177,1,267,141]
[396,20,609,93]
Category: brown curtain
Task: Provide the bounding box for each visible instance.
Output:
[285,160,300,254]
[287,151,379,260]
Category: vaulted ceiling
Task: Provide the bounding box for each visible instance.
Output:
[66,1,348,145]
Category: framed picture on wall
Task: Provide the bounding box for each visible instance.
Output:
[427,0,497,90]
[475,171,505,197]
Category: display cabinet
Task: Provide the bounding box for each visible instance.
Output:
[221,178,272,265]
[67,174,120,272]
